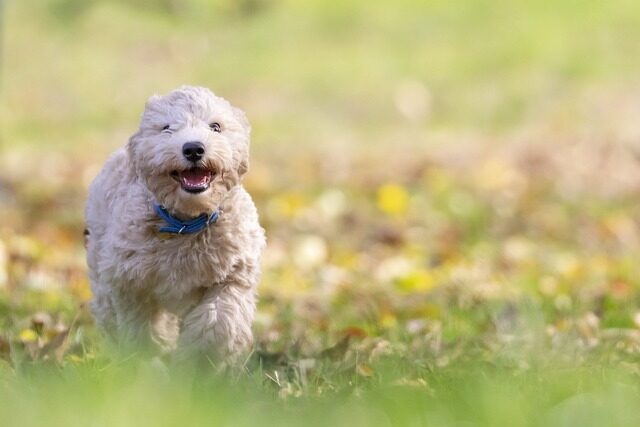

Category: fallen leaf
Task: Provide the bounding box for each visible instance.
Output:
[356,363,374,377]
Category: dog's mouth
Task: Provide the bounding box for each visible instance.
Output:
[170,167,213,194]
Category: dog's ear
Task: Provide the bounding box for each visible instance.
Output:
[232,106,251,136]
[237,156,249,177]
[232,144,249,181]
[126,95,162,175]
[232,106,251,178]
[126,130,141,175]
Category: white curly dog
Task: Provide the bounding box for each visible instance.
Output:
[85,86,265,363]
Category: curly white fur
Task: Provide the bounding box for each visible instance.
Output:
[85,86,265,362]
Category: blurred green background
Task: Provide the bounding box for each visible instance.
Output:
[3,1,640,426]
[6,0,640,152]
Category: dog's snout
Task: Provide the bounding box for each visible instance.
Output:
[182,141,205,162]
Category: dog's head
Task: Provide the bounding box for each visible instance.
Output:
[128,86,250,218]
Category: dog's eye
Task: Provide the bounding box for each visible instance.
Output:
[209,122,221,133]
[161,125,172,132]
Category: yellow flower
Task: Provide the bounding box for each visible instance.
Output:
[377,184,409,216]
[19,329,38,342]
[395,269,436,293]
[380,312,398,329]
[268,192,307,219]
[67,354,85,364]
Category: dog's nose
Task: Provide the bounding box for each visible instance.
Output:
[182,141,205,162]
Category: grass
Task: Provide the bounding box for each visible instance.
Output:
[3,0,640,425]
[3,357,640,426]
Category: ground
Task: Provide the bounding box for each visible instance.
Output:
[2,1,640,426]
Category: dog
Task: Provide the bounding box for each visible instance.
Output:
[85,86,265,363]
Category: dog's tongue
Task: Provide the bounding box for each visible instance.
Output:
[181,167,210,188]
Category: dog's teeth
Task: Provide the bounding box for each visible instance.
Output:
[178,167,211,192]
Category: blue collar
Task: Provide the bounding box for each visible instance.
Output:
[154,204,220,234]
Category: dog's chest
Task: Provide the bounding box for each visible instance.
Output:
[146,230,237,303]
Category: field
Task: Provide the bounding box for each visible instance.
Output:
[3,0,640,425]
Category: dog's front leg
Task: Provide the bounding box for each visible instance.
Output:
[111,287,158,354]
[175,281,256,365]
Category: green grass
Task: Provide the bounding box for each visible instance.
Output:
[2,356,640,427]
[3,0,640,425]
